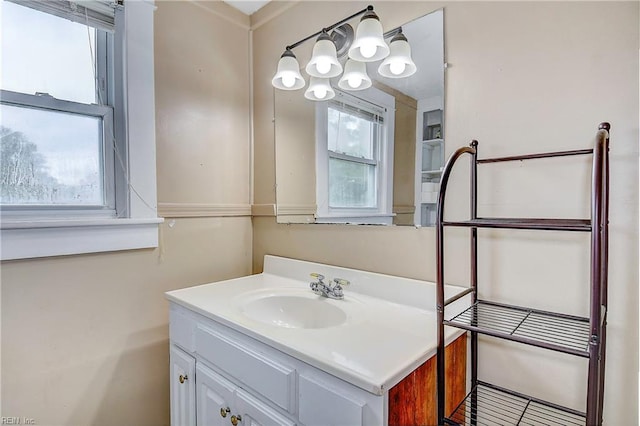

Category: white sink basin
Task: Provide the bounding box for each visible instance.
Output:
[238,290,348,329]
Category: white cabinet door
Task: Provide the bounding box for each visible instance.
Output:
[236,388,296,426]
[298,374,365,426]
[196,363,237,426]
[170,345,196,426]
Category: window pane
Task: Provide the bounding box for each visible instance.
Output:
[328,107,375,159]
[0,104,104,205]
[1,0,97,104]
[329,158,376,208]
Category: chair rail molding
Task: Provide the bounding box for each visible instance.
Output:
[158,203,252,218]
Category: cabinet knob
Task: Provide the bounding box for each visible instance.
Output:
[178,374,188,384]
[220,407,231,418]
[230,414,242,426]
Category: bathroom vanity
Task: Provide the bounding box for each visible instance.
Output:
[166,256,469,426]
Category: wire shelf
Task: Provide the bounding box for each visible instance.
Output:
[442,218,591,232]
[444,300,590,357]
[446,382,586,426]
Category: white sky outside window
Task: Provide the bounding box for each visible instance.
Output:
[327,106,379,208]
[328,108,374,159]
[1,0,97,104]
[0,0,104,206]
[1,104,103,204]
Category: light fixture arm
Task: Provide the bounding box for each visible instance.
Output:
[383,26,403,40]
[285,5,374,51]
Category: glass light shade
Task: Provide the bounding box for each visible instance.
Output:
[272,50,305,90]
[304,77,335,101]
[348,11,390,62]
[306,33,343,78]
[378,33,417,78]
[338,59,372,91]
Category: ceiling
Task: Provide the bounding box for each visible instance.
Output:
[223,0,271,16]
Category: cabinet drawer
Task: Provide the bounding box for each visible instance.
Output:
[195,324,296,414]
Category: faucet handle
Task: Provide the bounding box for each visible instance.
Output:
[333,278,350,286]
[310,273,325,282]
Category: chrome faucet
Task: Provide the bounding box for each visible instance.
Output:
[310,273,350,300]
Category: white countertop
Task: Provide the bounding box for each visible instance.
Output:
[166,255,469,396]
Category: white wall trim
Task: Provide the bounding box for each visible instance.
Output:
[1,220,161,261]
[125,0,159,220]
[158,203,252,218]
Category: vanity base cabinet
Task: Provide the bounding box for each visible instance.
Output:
[169,304,466,426]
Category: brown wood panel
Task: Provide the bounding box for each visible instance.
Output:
[388,334,467,426]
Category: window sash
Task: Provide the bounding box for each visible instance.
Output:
[328,151,378,166]
[0,89,116,215]
[6,0,119,32]
[328,102,381,162]
[330,93,386,123]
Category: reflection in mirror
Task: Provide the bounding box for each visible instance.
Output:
[275,9,444,226]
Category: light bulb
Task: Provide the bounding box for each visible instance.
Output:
[389,61,406,76]
[359,43,377,59]
[348,75,362,89]
[315,59,331,75]
[281,73,296,88]
[313,87,328,99]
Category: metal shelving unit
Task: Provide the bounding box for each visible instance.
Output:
[436,123,610,426]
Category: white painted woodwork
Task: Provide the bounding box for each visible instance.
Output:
[236,388,297,426]
[298,373,366,426]
[170,345,196,426]
[194,324,296,413]
[196,363,236,426]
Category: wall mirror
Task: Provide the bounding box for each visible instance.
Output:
[274,9,444,226]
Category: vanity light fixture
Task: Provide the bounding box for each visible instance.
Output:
[338,59,372,91]
[378,29,417,78]
[306,32,343,78]
[271,5,416,101]
[348,10,390,62]
[305,76,336,101]
[272,49,305,90]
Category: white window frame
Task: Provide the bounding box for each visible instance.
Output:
[0,0,161,260]
[0,91,117,217]
[315,87,395,225]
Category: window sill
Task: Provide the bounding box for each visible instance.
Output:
[0,217,164,261]
[314,214,394,225]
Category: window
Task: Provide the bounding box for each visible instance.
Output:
[315,88,395,224]
[1,0,115,213]
[0,0,160,260]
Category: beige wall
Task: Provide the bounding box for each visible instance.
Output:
[1,2,253,424]
[380,83,417,225]
[253,2,638,425]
